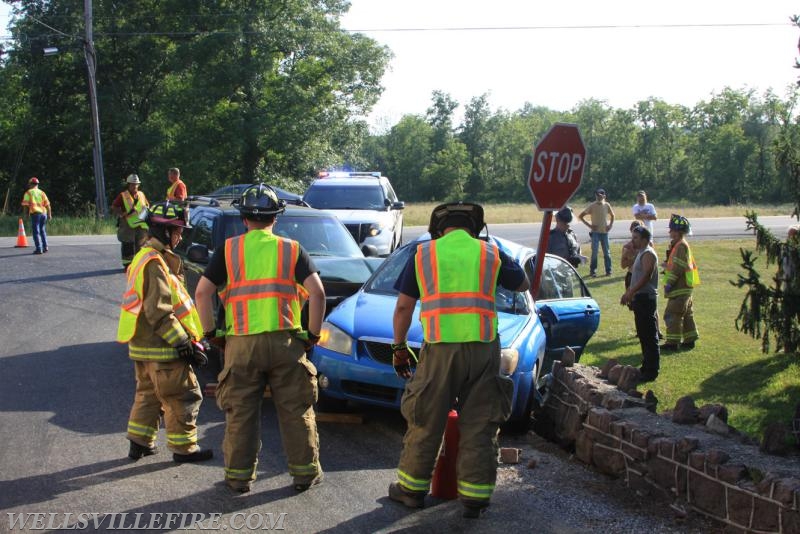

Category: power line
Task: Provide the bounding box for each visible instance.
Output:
[1,21,791,41]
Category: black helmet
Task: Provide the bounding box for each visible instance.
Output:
[236,183,286,219]
[146,201,191,229]
[428,202,485,239]
[556,206,573,223]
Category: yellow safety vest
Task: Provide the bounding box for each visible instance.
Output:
[666,240,700,293]
[415,230,501,343]
[218,230,307,335]
[117,248,202,353]
[166,179,185,200]
[22,188,49,214]
[121,191,149,229]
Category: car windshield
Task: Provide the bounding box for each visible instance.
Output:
[304,185,386,210]
[222,213,363,257]
[365,242,529,315]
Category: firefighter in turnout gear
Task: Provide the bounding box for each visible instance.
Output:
[388,202,530,518]
[117,201,214,463]
[195,183,326,494]
[112,174,150,270]
[661,214,700,351]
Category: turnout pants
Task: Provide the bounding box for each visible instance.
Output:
[127,359,203,454]
[396,339,513,505]
[119,226,148,268]
[216,331,320,486]
[664,295,698,345]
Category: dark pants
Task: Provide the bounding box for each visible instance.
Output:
[31,213,48,252]
[632,294,660,375]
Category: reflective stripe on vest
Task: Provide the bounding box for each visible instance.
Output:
[166,179,184,200]
[218,231,305,335]
[23,188,48,214]
[666,241,700,289]
[116,248,202,349]
[415,230,500,343]
[122,191,148,229]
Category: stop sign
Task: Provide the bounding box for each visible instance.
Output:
[527,123,586,210]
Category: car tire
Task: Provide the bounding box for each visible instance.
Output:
[504,361,541,434]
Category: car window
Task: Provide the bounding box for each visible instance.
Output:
[176,209,215,253]
[216,212,361,258]
[529,255,589,301]
[274,215,363,257]
[304,184,386,210]
[384,181,398,203]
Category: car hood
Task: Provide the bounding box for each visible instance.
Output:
[322,209,392,224]
[328,291,528,349]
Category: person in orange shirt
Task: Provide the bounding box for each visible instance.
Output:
[166,168,187,201]
[21,177,52,255]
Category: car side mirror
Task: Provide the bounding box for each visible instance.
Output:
[392,201,405,210]
[187,244,210,263]
[361,244,380,257]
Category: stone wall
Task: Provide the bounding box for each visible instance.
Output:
[535,361,800,534]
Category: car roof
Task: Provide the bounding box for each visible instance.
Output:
[309,177,385,187]
[188,197,333,218]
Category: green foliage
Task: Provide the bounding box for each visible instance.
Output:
[0,0,389,214]
[733,212,800,354]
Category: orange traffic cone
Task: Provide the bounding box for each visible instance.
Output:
[431,409,460,499]
[14,218,29,248]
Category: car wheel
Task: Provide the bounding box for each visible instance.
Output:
[505,361,541,434]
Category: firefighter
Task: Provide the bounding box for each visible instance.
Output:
[166,167,187,201]
[117,201,213,463]
[111,174,149,271]
[388,202,530,518]
[194,183,325,494]
[21,177,52,254]
[661,214,700,351]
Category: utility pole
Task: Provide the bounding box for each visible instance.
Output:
[83,0,108,218]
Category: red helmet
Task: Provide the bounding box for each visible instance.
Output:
[29,177,39,185]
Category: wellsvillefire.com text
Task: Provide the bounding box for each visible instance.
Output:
[6,512,288,531]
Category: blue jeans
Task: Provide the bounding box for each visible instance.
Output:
[590,232,611,275]
[31,213,48,252]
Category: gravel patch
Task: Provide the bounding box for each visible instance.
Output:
[492,431,726,534]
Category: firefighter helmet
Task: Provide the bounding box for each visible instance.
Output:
[147,201,191,229]
[126,174,141,185]
[236,183,286,219]
[428,202,485,239]
[668,214,691,233]
[29,177,39,185]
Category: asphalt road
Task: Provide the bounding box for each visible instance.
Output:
[0,216,786,533]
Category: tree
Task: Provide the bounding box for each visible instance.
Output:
[733,17,800,355]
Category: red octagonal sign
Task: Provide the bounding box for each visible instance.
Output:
[527,123,586,211]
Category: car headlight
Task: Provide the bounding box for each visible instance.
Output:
[367,223,384,236]
[500,348,519,376]
[318,321,353,356]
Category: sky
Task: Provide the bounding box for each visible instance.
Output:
[340,0,800,129]
[2,1,799,130]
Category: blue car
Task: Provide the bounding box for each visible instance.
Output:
[311,235,600,422]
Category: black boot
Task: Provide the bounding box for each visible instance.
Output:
[173,449,213,463]
[128,440,158,460]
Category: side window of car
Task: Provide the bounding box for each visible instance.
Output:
[192,213,214,249]
[384,181,398,203]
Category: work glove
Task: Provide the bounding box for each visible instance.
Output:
[175,339,208,367]
[391,342,417,380]
[303,332,321,356]
[203,329,226,350]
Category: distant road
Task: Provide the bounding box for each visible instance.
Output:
[0,215,795,250]
[402,215,798,248]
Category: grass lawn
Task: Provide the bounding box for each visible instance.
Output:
[576,238,800,441]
